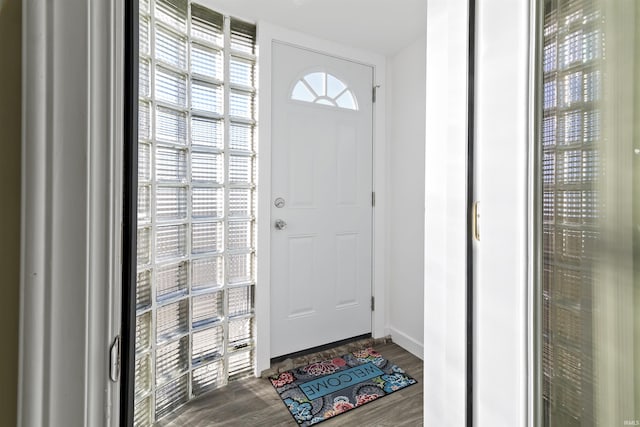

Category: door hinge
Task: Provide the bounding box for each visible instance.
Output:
[371,296,375,311]
[109,335,121,382]
[372,85,380,103]
[371,191,376,207]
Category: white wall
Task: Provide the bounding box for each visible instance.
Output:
[386,35,427,359]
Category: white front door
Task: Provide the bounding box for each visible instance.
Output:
[270,42,374,357]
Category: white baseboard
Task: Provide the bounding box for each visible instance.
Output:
[388,326,424,360]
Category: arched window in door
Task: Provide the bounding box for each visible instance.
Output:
[291,72,358,110]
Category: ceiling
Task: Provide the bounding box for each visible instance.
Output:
[201,0,427,56]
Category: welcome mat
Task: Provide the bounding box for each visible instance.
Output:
[268,348,417,426]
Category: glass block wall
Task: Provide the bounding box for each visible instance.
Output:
[135,0,257,424]
[540,0,602,425]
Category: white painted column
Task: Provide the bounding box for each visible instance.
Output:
[20,0,123,425]
[424,0,469,424]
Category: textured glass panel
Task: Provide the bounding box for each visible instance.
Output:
[230,19,256,54]
[230,56,255,87]
[561,30,583,69]
[582,191,599,224]
[155,374,188,419]
[543,192,555,223]
[229,189,252,217]
[138,185,151,223]
[156,300,188,343]
[229,155,253,183]
[192,257,223,290]
[230,122,254,151]
[228,350,253,379]
[192,117,223,149]
[156,262,188,301]
[192,292,223,328]
[560,111,582,145]
[139,58,150,98]
[156,186,187,221]
[139,0,149,14]
[156,66,187,107]
[139,101,150,141]
[134,395,152,427]
[560,71,582,107]
[138,142,151,182]
[544,80,557,110]
[584,70,600,103]
[558,149,581,185]
[228,286,253,317]
[136,312,152,353]
[583,110,600,143]
[135,352,152,398]
[140,18,150,57]
[192,325,223,364]
[228,317,252,350]
[192,187,223,219]
[543,152,555,187]
[229,90,254,119]
[156,336,189,385]
[137,227,151,265]
[191,43,222,80]
[542,116,556,147]
[192,360,224,396]
[583,30,600,62]
[156,147,187,183]
[228,253,252,284]
[582,149,599,183]
[558,191,581,224]
[192,222,223,255]
[156,224,187,260]
[191,81,223,113]
[136,269,152,311]
[543,42,557,73]
[191,4,223,46]
[228,220,252,250]
[192,152,223,183]
[155,25,187,70]
[156,106,187,144]
[155,0,187,33]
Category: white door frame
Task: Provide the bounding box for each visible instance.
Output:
[255,22,387,374]
[19,0,123,425]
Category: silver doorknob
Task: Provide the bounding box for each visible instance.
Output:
[274,219,287,230]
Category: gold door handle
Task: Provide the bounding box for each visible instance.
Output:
[472,201,480,241]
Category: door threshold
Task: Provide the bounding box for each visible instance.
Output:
[271,334,372,365]
[262,334,396,379]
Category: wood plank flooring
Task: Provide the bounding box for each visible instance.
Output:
[156,342,423,426]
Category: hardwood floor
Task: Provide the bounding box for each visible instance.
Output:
[156,342,423,426]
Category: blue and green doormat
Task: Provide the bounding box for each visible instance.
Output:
[269,348,417,426]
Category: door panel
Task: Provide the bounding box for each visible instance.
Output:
[271,42,373,357]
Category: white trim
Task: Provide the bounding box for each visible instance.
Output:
[473,0,530,425]
[255,22,387,375]
[19,0,123,425]
[527,0,541,425]
[388,327,424,360]
[423,0,469,425]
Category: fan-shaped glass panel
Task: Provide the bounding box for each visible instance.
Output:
[292,81,315,102]
[290,72,358,111]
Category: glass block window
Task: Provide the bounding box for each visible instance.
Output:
[539,0,602,425]
[136,1,257,424]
